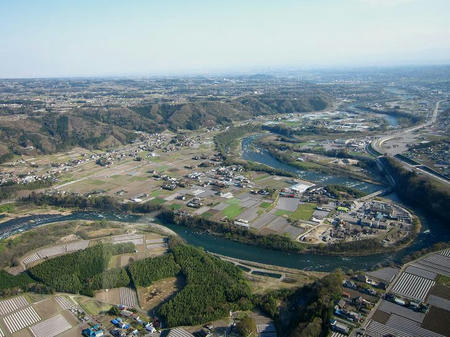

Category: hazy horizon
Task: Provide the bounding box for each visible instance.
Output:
[1,0,449,78]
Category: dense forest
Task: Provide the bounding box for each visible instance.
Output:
[0,91,329,156]
[24,191,162,213]
[87,267,130,291]
[159,242,252,327]
[128,254,181,287]
[28,243,135,295]
[214,124,260,157]
[0,179,53,201]
[382,156,450,221]
[256,272,343,337]
[0,270,35,291]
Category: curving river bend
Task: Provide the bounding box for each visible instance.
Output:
[0,136,448,271]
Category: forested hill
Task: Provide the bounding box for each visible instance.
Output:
[0,91,330,156]
[130,92,329,130]
[381,156,450,221]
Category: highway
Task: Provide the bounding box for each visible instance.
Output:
[370,100,449,187]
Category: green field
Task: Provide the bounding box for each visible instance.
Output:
[128,175,147,182]
[274,203,316,221]
[436,274,450,287]
[291,203,316,221]
[79,299,111,315]
[0,203,14,213]
[254,174,269,181]
[150,190,162,197]
[86,179,106,186]
[169,204,182,210]
[275,209,292,217]
[149,197,166,205]
[259,201,272,208]
[223,198,243,219]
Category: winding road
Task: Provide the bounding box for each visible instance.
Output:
[370,100,449,186]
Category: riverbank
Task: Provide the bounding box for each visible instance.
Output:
[0,206,447,272]
[241,135,382,194]
[254,136,383,186]
[158,208,419,257]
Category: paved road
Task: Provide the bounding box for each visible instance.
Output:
[371,100,449,187]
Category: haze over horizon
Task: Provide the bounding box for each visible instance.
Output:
[1,0,449,78]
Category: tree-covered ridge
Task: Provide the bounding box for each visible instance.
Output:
[24,191,162,214]
[159,243,252,327]
[255,272,343,337]
[0,270,35,290]
[87,267,130,291]
[128,254,181,287]
[382,156,450,221]
[28,243,134,294]
[287,272,343,337]
[214,125,260,156]
[0,91,329,157]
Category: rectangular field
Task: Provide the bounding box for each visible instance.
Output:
[378,300,425,323]
[29,314,71,337]
[23,253,41,266]
[38,246,65,258]
[119,287,139,308]
[55,297,76,310]
[65,241,89,252]
[391,272,435,302]
[290,203,316,221]
[112,234,143,245]
[0,296,28,316]
[3,306,41,333]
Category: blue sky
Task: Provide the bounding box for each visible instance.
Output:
[1,0,449,77]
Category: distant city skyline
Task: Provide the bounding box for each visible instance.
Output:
[1,0,449,78]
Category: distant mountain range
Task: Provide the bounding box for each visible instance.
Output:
[0,90,330,157]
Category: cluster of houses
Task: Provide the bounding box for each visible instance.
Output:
[82,324,104,337]
[335,200,412,231]
[0,169,55,185]
[406,141,449,179]
[330,275,383,335]
[110,307,159,336]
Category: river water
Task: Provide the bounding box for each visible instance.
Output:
[0,137,448,271]
[242,135,381,193]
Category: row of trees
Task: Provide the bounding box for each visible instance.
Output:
[24,192,162,213]
[158,210,305,253]
[0,180,53,201]
[325,184,367,200]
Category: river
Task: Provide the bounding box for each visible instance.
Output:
[0,137,448,271]
[242,135,381,193]
[0,208,447,272]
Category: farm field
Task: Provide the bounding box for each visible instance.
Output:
[137,277,184,311]
[0,294,81,337]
